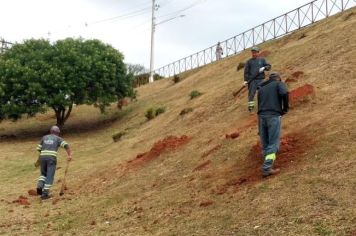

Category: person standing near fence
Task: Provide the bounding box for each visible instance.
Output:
[215,42,223,61]
[257,72,288,177]
[244,46,271,112]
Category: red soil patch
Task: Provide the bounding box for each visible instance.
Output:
[199,200,214,207]
[289,84,315,104]
[201,145,221,158]
[225,132,240,139]
[291,71,304,78]
[215,132,314,195]
[13,196,30,206]
[28,189,37,196]
[128,135,190,169]
[259,50,271,57]
[193,160,212,172]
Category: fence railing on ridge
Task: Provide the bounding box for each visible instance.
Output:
[154,0,356,78]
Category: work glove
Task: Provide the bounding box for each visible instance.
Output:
[243,81,248,86]
[259,67,265,73]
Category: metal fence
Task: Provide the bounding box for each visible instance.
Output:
[154,0,356,77]
[0,38,12,53]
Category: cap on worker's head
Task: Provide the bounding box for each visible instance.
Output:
[269,72,281,80]
[50,125,60,134]
[251,46,260,52]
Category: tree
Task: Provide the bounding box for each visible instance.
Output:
[0,38,133,127]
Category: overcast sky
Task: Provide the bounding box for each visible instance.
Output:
[0,0,313,69]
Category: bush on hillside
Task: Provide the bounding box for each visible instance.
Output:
[173,75,181,83]
[145,106,166,120]
[236,62,245,71]
[145,108,156,120]
[112,131,126,142]
[180,108,193,116]
[190,90,202,99]
[155,107,166,116]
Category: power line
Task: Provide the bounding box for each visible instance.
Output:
[87,5,152,26]
[157,0,207,19]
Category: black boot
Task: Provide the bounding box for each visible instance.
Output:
[41,190,50,200]
[36,187,42,195]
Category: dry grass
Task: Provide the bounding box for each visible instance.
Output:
[0,7,356,236]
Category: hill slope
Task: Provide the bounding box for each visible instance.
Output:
[0,7,355,236]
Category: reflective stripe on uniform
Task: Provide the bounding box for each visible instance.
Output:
[40,150,57,157]
[38,176,46,181]
[265,153,276,161]
[43,184,52,190]
[60,141,68,148]
[248,101,255,106]
[37,144,42,151]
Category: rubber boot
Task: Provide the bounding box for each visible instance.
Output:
[41,190,50,200]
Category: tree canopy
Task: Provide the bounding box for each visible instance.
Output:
[0,38,134,126]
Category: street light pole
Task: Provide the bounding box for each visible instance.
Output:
[148,0,156,83]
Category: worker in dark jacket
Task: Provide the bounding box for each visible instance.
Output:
[257,72,288,177]
[36,125,72,199]
[244,46,271,112]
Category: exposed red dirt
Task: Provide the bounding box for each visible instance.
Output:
[225,132,240,139]
[199,200,214,207]
[201,145,221,158]
[291,71,304,78]
[193,160,212,172]
[128,135,190,169]
[28,189,37,196]
[289,84,315,104]
[13,196,30,206]
[215,132,314,194]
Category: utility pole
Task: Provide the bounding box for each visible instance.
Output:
[148,0,157,83]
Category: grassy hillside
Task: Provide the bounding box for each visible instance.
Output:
[0,7,355,236]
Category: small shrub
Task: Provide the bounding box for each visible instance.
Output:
[112,131,126,142]
[236,62,245,71]
[145,106,166,120]
[180,108,193,116]
[145,108,156,120]
[190,90,202,99]
[155,107,166,116]
[173,75,181,83]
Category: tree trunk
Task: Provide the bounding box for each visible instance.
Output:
[52,103,73,128]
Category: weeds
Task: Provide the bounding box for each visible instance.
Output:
[190,90,202,99]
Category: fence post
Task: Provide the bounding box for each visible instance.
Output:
[298,8,301,28]
[243,32,246,49]
[311,2,315,23]
[273,19,276,38]
[341,0,344,11]
[326,0,329,17]
[262,24,265,41]
[285,14,288,33]
[234,36,237,54]
[252,28,255,45]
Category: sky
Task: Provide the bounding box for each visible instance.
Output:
[0,0,314,70]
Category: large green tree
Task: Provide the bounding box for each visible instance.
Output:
[0,38,134,126]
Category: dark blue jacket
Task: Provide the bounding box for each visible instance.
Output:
[257,78,289,116]
[244,57,271,82]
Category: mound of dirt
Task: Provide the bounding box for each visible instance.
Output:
[28,189,37,196]
[215,132,313,195]
[289,84,315,104]
[13,196,30,206]
[225,132,240,139]
[128,135,190,168]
